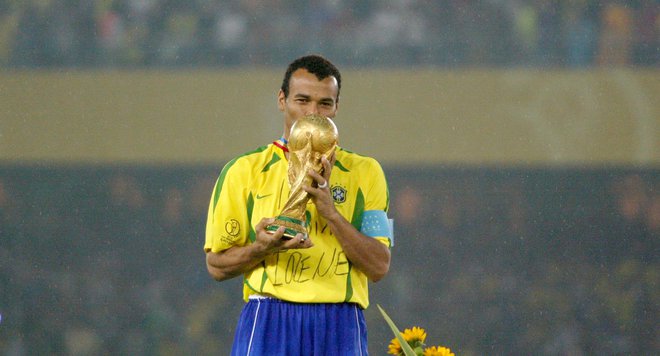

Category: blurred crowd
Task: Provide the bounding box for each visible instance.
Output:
[0,165,657,355]
[0,167,234,355]
[382,169,659,355]
[0,0,658,68]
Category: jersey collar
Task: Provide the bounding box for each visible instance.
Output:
[273,137,288,153]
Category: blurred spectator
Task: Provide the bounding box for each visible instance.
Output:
[605,174,652,263]
[565,1,599,67]
[597,1,634,66]
[357,0,427,66]
[383,185,424,316]
[632,0,660,66]
[10,1,55,67]
[536,0,563,66]
[98,172,154,278]
[211,2,249,66]
[511,0,539,64]
[646,190,660,234]
[97,1,127,66]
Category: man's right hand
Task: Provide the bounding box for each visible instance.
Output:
[253,218,314,255]
[206,217,313,281]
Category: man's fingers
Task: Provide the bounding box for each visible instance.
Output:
[256,218,286,241]
[282,233,313,249]
[322,155,334,178]
[308,168,330,188]
[322,155,331,171]
[256,217,276,231]
[271,226,286,239]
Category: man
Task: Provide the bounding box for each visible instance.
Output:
[204,54,392,355]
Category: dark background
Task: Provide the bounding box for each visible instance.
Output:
[1,164,657,355]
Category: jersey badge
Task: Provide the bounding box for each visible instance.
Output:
[225,219,241,237]
[331,185,347,204]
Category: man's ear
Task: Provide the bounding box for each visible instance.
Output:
[277,89,286,112]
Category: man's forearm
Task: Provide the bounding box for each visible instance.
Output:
[206,219,314,281]
[206,245,267,281]
[325,212,391,282]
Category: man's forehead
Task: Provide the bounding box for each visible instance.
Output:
[289,72,338,98]
[292,69,337,85]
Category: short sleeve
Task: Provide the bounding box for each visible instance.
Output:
[204,160,250,253]
[363,158,389,213]
[362,158,392,247]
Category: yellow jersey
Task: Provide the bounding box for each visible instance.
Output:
[205,142,390,308]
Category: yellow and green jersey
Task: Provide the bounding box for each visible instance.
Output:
[205,141,390,309]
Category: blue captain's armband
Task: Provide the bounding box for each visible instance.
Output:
[360,210,394,246]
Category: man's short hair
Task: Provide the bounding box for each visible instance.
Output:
[281,54,341,101]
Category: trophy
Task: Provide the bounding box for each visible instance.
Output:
[266,114,338,239]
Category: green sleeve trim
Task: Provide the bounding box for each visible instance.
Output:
[247,193,255,242]
[261,153,281,172]
[350,188,365,230]
[385,177,390,213]
[212,157,239,214]
[212,145,269,214]
[334,159,350,172]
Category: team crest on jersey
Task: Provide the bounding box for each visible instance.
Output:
[331,185,347,204]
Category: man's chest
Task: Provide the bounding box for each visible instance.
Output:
[248,169,358,223]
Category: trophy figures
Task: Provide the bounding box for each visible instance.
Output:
[266,114,339,239]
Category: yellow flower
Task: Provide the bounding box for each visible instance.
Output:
[387,327,428,355]
[388,337,403,355]
[423,346,455,356]
[402,326,427,344]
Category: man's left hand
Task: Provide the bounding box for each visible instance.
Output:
[304,152,338,220]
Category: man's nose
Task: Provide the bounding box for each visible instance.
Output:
[306,103,319,115]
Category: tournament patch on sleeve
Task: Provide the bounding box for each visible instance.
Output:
[360,210,393,245]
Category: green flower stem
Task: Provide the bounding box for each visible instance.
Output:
[377,304,418,356]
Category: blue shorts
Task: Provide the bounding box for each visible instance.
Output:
[231,297,369,356]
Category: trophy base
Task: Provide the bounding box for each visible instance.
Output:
[266,215,308,240]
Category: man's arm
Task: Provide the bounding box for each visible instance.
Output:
[206,218,313,281]
[206,244,267,281]
[304,157,391,282]
[323,211,391,282]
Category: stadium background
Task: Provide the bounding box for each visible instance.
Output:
[1,1,659,355]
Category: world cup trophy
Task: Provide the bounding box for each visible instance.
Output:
[266,114,338,239]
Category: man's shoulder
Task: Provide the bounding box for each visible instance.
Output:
[336,147,382,171]
[236,144,275,162]
[222,144,278,173]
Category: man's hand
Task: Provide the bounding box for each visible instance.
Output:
[254,218,314,254]
[302,151,391,282]
[206,217,313,281]
[304,153,337,220]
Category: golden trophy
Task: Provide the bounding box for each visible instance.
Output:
[266,114,338,239]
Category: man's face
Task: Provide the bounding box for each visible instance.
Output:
[278,68,339,133]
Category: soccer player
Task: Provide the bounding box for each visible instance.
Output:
[204,54,393,355]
